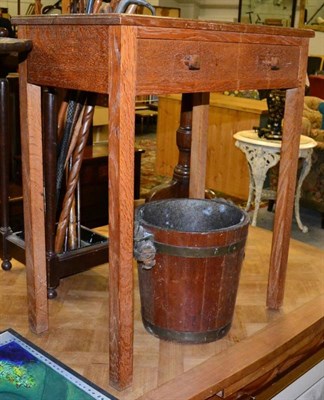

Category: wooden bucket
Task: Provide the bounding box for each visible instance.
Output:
[134,198,249,343]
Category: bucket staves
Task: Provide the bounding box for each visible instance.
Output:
[134,198,249,344]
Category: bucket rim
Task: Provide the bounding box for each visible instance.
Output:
[135,198,250,233]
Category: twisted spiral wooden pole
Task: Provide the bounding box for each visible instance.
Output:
[64,103,84,169]
[65,107,84,250]
[55,99,95,253]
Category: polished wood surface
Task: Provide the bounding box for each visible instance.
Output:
[13,14,313,389]
[0,226,323,399]
[156,93,268,199]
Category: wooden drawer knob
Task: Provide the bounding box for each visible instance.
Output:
[260,56,280,70]
[183,54,201,70]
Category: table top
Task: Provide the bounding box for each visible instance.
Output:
[12,14,314,38]
[234,130,317,149]
[12,15,314,96]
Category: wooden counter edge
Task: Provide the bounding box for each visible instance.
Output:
[137,294,324,400]
[159,93,268,114]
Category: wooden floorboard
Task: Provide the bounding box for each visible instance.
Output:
[0,226,323,399]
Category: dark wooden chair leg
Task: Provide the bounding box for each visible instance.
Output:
[42,87,59,298]
[0,77,12,271]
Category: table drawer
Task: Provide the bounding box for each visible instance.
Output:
[237,44,300,89]
[136,39,300,93]
[137,39,239,93]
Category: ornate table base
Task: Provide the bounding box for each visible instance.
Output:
[234,130,316,233]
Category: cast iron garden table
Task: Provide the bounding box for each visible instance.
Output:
[12,14,313,390]
[234,130,317,232]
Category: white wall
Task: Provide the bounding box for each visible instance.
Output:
[198,6,237,22]
[1,0,323,22]
[309,31,324,55]
[158,0,238,21]
[1,0,54,16]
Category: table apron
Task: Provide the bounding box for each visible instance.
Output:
[136,40,300,94]
[23,25,301,94]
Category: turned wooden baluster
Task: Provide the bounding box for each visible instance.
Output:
[147,93,215,202]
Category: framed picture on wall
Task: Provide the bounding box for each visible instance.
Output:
[238,0,297,27]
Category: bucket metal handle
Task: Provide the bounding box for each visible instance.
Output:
[134,222,156,269]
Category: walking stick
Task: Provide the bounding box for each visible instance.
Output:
[54,3,101,252]
[68,195,77,249]
[56,96,76,199]
[65,104,85,248]
[57,97,68,142]
[114,0,155,14]
[56,91,85,202]
[55,95,97,253]
[64,102,84,168]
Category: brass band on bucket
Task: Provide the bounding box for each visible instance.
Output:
[153,238,246,258]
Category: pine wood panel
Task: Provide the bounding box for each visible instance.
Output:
[0,226,322,400]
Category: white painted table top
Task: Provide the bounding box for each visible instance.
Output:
[233,130,317,149]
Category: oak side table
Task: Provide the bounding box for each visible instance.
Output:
[234,130,317,232]
[12,14,313,390]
